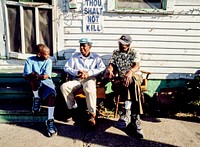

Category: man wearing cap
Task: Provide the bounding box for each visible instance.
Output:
[105,34,144,138]
[60,38,106,126]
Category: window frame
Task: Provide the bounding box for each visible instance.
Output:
[107,0,174,14]
[3,0,56,60]
[116,0,166,10]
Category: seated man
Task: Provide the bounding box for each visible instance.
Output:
[23,44,57,137]
[60,38,106,126]
[105,35,144,139]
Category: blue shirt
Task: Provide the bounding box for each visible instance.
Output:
[64,52,106,78]
[23,56,56,98]
[23,56,52,78]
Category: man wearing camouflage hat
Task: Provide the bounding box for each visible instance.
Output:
[105,34,144,139]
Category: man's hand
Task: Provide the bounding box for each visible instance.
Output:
[105,69,114,79]
[104,64,114,79]
[78,70,89,79]
[123,70,133,87]
[25,72,40,81]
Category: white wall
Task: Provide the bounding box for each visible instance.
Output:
[56,0,200,80]
[174,0,200,11]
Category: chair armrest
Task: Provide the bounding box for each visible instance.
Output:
[140,70,151,79]
[140,70,151,92]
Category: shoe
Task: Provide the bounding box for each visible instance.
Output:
[32,97,41,114]
[116,108,131,129]
[45,119,58,137]
[88,113,96,126]
[65,109,73,121]
[65,108,78,122]
[131,114,144,139]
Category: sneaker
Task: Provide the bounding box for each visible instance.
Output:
[32,97,41,114]
[131,114,144,139]
[116,108,131,129]
[45,119,58,137]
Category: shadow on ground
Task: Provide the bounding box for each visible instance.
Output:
[8,84,199,146]
[8,93,199,147]
[142,92,200,123]
[12,117,177,147]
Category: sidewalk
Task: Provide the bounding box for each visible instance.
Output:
[0,117,199,147]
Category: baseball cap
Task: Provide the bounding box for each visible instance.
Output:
[79,38,93,45]
[118,35,132,45]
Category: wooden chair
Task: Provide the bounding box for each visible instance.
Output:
[113,70,151,118]
[72,80,106,117]
[73,81,106,99]
[63,72,106,117]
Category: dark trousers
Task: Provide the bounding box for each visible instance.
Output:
[112,74,143,114]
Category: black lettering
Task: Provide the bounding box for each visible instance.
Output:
[85,0,89,6]
[86,25,90,31]
[84,8,88,14]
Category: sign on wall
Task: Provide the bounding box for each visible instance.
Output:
[83,0,103,33]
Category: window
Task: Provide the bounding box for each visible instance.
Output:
[116,0,166,10]
[107,0,168,12]
[4,0,54,59]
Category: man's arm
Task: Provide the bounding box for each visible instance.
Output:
[87,57,106,77]
[129,62,140,73]
[64,56,80,77]
[23,59,37,80]
[105,63,114,79]
[123,62,140,87]
[41,59,52,80]
[24,71,49,81]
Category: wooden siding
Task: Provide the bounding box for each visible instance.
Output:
[57,1,200,80]
[174,0,200,11]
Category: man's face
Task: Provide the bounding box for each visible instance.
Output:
[80,43,91,57]
[119,42,129,52]
[37,48,50,60]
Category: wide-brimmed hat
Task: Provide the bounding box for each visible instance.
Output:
[118,35,132,45]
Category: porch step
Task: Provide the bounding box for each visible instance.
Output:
[0,110,47,123]
[0,68,63,100]
[0,86,32,100]
[0,100,47,123]
[0,67,63,123]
